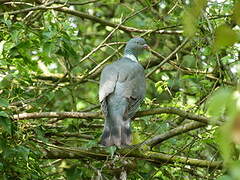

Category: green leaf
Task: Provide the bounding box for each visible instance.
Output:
[65,166,82,180]
[0,116,11,134]
[157,86,163,94]
[106,146,117,158]
[207,88,233,119]
[144,0,151,7]
[62,40,78,59]
[0,137,7,151]
[0,162,3,171]
[16,146,30,161]
[181,55,196,68]
[183,10,197,37]
[183,0,207,37]
[42,42,56,59]
[229,161,240,179]
[213,24,240,51]
[0,74,14,89]
[0,111,8,117]
[0,41,6,56]
[217,175,233,180]
[233,2,240,25]
[0,98,9,108]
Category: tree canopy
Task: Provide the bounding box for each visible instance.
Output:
[0,0,240,179]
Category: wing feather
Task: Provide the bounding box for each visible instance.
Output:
[99,64,119,117]
[99,58,146,119]
[99,64,118,102]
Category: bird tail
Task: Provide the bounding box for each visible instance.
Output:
[100,118,131,147]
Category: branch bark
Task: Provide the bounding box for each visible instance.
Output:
[13,111,102,120]
[136,107,210,123]
[13,107,211,124]
[44,147,222,169]
[55,7,183,35]
[143,122,206,147]
[0,5,182,35]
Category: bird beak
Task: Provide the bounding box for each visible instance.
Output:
[143,44,149,50]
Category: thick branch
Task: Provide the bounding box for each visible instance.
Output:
[0,5,182,35]
[13,111,102,120]
[143,122,206,147]
[13,107,210,124]
[55,7,182,35]
[44,147,222,169]
[136,107,209,123]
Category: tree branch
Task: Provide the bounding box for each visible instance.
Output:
[143,122,206,147]
[0,1,56,15]
[54,0,99,6]
[149,48,236,86]
[13,111,102,120]
[0,4,182,35]
[45,132,94,140]
[55,7,182,35]
[13,107,211,124]
[136,107,210,124]
[43,146,222,169]
[146,37,190,78]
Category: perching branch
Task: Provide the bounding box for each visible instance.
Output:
[13,107,211,124]
[42,144,222,169]
[136,107,210,124]
[13,111,102,120]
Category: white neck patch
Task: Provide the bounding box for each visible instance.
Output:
[124,54,138,62]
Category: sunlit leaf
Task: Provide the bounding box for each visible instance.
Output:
[207,88,234,119]
[0,41,6,56]
[0,98,9,108]
[183,0,207,37]
[217,175,233,180]
[183,10,197,37]
[0,111,8,117]
[213,24,240,50]
[233,2,240,25]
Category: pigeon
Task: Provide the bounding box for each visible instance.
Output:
[99,37,148,146]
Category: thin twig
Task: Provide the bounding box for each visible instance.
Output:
[146,37,190,78]
[54,0,99,5]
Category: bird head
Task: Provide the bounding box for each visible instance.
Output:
[124,37,149,58]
